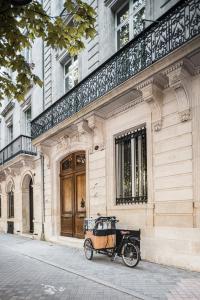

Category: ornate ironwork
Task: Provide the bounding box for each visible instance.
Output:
[31,0,200,139]
[115,128,147,205]
[0,135,37,165]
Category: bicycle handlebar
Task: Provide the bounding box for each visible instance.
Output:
[95,216,119,223]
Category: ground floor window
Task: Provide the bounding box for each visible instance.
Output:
[115,126,147,204]
[8,191,14,218]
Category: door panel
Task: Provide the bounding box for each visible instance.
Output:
[29,180,34,234]
[61,176,73,236]
[60,152,86,238]
[75,173,86,238]
[76,173,86,213]
[62,177,73,212]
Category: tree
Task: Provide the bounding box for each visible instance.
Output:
[0,0,96,102]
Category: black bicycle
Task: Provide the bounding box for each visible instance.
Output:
[84,216,140,268]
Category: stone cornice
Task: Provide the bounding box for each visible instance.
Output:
[1,101,15,117]
[106,96,143,119]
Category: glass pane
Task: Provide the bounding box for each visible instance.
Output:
[62,177,73,212]
[123,139,132,197]
[133,7,145,37]
[25,107,32,136]
[133,0,145,11]
[117,3,129,26]
[65,76,73,93]
[76,154,85,167]
[73,67,78,86]
[62,155,73,171]
[26,107,31,120]
[117,23,129,49]
[64,61,72,75]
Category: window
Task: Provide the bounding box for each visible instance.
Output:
[64,56,78,93]
[115,0,145,50]
[24,106,32,136]
[115,127,147,204]
[8,190,14,218]
[0,195,1,218]
[24,47,31,64]
[7,123,13,144]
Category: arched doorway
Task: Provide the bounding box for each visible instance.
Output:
[22,174,34,233]
[60,151,86,238]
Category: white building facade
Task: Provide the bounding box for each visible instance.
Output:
[1,0,200,271]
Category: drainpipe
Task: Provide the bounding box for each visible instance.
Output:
[40,153,45,240]
[41,0,45,111]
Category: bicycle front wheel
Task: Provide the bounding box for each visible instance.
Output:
[84,239,93,260]
[122,242,140,268]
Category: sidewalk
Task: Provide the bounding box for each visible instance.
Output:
[0,234,200,300]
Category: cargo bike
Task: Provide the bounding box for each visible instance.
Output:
[84,216,140,268]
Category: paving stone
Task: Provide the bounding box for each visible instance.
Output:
[1,234,200,299]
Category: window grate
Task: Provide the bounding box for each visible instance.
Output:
[115,127,147,205]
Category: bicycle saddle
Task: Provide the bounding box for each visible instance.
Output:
[120,230,130,235]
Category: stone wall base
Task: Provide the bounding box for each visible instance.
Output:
[141,227,200,271]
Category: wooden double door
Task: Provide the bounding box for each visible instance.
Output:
[60,152,86,238]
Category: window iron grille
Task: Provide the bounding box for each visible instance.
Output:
[115,127,147,205]
[0,135,37,165]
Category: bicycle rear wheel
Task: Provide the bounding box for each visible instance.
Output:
[122,242,140,268]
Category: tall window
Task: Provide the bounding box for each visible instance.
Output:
[25,106,32,136]
[115,127,147,205]
[8,190,14,218]
[116,0,145,50]
[7,123,13,144]
[64,56,78,93]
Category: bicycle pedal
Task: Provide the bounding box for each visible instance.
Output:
[111,253,117,261]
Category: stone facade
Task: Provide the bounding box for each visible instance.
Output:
[1,0,200,271]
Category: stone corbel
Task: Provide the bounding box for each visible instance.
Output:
[137,75,166,131]
[87,114,105,151]
[0,171,6,181]
[10,167,21,176]
[21,159,35,170]
[164,60,193,122]
[4,167,12,177]
[77,120,93,136]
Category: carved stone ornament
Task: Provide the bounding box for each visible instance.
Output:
[86,114,105,152]
[137,75,166,131]
[57,135,70,150]
[164,60,193,122]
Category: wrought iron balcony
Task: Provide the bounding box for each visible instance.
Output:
[0,135,37,165]
[31,0,200,139]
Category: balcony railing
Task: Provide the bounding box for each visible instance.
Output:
[31,0,200,139]
[0,135,37,165]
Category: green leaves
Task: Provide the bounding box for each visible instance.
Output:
[0,0,96,102]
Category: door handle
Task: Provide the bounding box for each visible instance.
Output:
[78,214,85,218]
[80,198,85,208]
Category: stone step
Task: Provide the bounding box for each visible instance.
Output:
[50,236,84,249]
